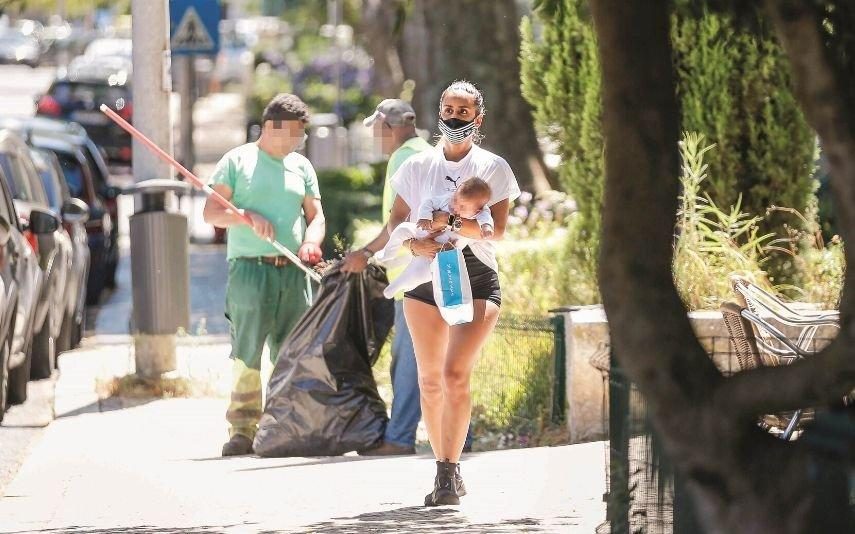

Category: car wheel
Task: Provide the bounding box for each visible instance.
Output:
[57,311,73,356]
[0,337,9,424]
[86,260,106,306]
[104,254,118,289]
[30,320,56,381]
[8,345,31,405]
[72,312,84,348]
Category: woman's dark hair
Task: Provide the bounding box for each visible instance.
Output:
[262,93,311,124]
[439,80,485,117]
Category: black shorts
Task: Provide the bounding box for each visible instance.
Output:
[404,246,502,308]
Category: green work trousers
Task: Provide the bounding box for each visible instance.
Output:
[225,258,312,439]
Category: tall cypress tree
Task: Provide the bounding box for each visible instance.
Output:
[521,0,818,299]
[672,8,817,225]
[521,0,603,303]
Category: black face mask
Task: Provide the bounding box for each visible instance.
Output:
[438,117,478,144]
[441,117,471,129]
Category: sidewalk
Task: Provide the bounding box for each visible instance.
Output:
[0,341,607,533]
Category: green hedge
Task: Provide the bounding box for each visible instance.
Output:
[317,162,386,255]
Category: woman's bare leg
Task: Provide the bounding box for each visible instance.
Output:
[441,299,500,462]
[404,298,449,459]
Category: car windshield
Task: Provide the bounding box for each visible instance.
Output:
[30,151,63,211]
[57,154,85,198]
[81,143,107,190]
[0,152,38,202]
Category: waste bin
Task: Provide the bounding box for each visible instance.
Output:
[123,179,192,336]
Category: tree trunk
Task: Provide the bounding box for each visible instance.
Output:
[589,0,854,532]
[359,0,407,97]
[393,0,556,192]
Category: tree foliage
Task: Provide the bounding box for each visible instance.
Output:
[672,6,817,230]
[521,1,819,299]
[520,1,603,303]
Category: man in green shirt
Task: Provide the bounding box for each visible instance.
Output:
[204,94,325,456]
[341,99,433,455]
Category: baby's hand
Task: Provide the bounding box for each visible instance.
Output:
[417,219,433,231]
[481,224,494,239]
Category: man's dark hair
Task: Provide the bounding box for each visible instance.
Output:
[262,93,310,124]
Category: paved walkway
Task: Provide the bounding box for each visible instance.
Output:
[0,342,607,533]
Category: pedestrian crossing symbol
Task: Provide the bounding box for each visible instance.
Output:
[169,0,220,55]
[172,7,214,51]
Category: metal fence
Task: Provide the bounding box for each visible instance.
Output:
[592,336,850,534]
[469,314,565,448]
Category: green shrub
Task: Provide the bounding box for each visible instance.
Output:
[766,203,845,309]
[673,132,844,310]
[317,165,384,254]
[672,7,818,235]
[520,2,603,299]
[673,133,774,310]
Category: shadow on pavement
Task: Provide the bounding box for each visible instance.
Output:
[229,453,434,472]
[289,506,547,533]
[56,397,157,419]
[3,525,256,534]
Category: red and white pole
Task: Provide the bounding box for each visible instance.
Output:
[100,104,322,283]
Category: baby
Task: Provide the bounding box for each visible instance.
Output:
[375,177,493,299]
[416,177,494,238]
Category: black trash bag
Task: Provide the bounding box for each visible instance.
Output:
[253,262,395,457]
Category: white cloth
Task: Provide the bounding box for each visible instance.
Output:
[375,222,458,299]
[390,144,520,272]
[416,193,494,229]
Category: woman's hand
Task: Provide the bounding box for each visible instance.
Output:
[409,235,443,259]
[431,210,451,231]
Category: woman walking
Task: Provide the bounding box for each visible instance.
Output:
[386,80,520,505]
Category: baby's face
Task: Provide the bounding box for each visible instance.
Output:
[451,191,489,218]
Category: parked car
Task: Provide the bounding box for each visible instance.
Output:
[29,148,89,352]
[0,117,121,302]
[82,38,131,60]
[0,30,41,68]
[35,58,132,162]
[0,131,54,416]
[0,131,68,381]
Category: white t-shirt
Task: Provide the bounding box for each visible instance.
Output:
[390,143,521,272]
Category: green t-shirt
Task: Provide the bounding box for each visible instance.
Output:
[381,136,433,299]
[209,143,321,260]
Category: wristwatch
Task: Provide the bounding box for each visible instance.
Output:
[360,248,374,259]
[448,214,464,231]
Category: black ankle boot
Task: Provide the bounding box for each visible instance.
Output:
[455,463,467,497]
[424,460,460,506]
